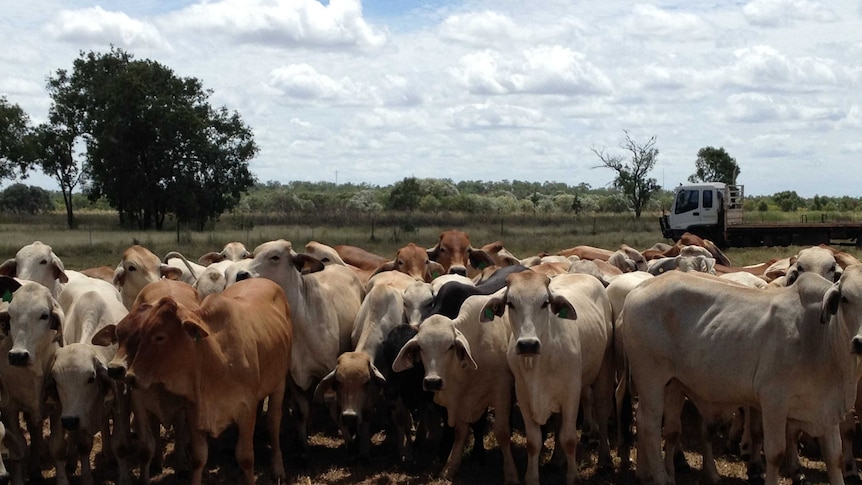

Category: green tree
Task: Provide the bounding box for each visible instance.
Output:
[388,177,422,211]
[688,146,741,184]
[773,190,804,212]
[0,97,33,181]
[0,184,54,214]
[64,47,257,230]
[591,130,661,218]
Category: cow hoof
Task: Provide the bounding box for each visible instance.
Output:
[845,476,862,485]
[791,474,811,485]
[746,471,765,485]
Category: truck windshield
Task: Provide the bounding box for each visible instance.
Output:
[675,189,700,214]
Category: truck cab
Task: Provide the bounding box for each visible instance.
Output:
[660,182,727,243]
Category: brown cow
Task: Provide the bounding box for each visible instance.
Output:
[370,243,446,283]
[334,244,389,271]
[556,245,615,261]
[97,278,293,485]
[426,230,495,277]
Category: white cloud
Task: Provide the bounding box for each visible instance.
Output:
[439,10,524,46]
[744,0,839,27]
[267,64,371,104]
[726,45,839,90]
[452,46,613,96]
[624,4,714,40]
[161,0,387,49]
[444,102,547,130]
[45,7,167,49]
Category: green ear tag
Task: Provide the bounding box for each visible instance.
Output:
[2,290,12,303]
[432,271,440,279]
[478,261,488,269]
[483,308,494,320]
[558,308,568,319]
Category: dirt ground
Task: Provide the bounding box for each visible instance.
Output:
[33,411,838,485]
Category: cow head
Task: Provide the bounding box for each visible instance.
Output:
[0,241,69,291]
[237,240,325,287]
[402,281,434,326]
[831,265,862,354]
[481,272,576,370]
[198,241,251,266]
[314,352,385,431]
[373,243,445,283]
[787,246,840,286]
[114,245,183,310]
[51,344,115,431]
[391,315,477,391]
[426,230,494,277]
[0,282,63,367]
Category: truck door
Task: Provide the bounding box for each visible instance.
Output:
[672,188,702,230]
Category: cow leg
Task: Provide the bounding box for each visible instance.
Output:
[523,415,543,485]
[615,369,635,471]
[266,385,287,482]
[841,411,861,481]
[171,412,192,476]
[24,413,45,481]
[746,407,766,482]
[235,412,256,485]
[635,382,671,484]
[49,416,70,485]
[560,399,581,485]
[2,409,26,485]
[493,391,518,485]
[131,401,157,483]
[390,397,413,463]
[820,424,846,485]
[0,419,9,485]
[782,427,803,481]
[77,432,95,485]
[761,409,788,485]
[592,356,616,472]
[700,416,722,484]
[108,387,133,485]
[188,427,208,485]
[288,379,311,462]
[441,422,468,481]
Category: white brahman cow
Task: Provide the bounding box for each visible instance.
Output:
[622,267,862,485]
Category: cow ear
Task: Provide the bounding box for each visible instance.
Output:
[392,337,420,372]
[160,265,183,281]
[426,262,445,282]
[0,259,16,277]
[426,245,440,262]
[468,249,495,271]
[43,371,59,406]
[313,367,338,404]
[0,276,22,301]
[91,324,118,346]
[95,360,116,400]
[52,254,68,283]
[370,261,397,279]
[50,304,64,340]
[198,252,224,266]
[550,294,578,320]
[453,330,478,370]
[480,294,506,323]
[821,284,841,324]
[182,319,210,341]
[112,266,126,287]
[294,254,325,275]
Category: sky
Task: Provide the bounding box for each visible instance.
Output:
[2,0,861,198]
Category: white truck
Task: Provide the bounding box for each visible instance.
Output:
[660,182,862,247]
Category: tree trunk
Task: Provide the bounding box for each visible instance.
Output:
[61,187,75,229]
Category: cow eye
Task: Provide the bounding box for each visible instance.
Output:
[87,375,95,384]
[128,265,137,272]
[40,259,47,265]
[154,334,166,343]
[270,256,280,262]
[506,302,514,310]
[541,300,550,309]
[39,313,49,320]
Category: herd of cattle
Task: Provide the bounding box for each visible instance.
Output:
[0,231,860,485]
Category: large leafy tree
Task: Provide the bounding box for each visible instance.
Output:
[60,48,257,230]
[0,97,33,181]
[688,146,740,185]
[388,177,422,211]
[591,130,661,218]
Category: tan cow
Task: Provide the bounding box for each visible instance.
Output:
[623,268,862,485]
[482,272,615,485]
[113,245,183,310]
[370,243,446,283]
[237,239,364,456]
[93,279,199,484]
[100,278,292,485]
[197,241,251,266]
[393,293,518,484]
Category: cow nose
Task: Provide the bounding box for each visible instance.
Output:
[235,271,251,282]
[61,416,80,431]
[852,337,862,355]
[8,350,29,367]
[125,372,139,389]
[516,338,541,355]
[423,376,443,391]
[107,363,126,380]
[341,411,358,428]
[448,267,467,277]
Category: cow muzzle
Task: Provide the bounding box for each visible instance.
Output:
[235,271,251,282]
[852,337,862,355]
[515,338,541,356]
[8,350,29,367]
[61,415,81,431]
[341,410,359,428]
[423,376,443,391]
[107,363,127,380]
[448,266,467,277]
